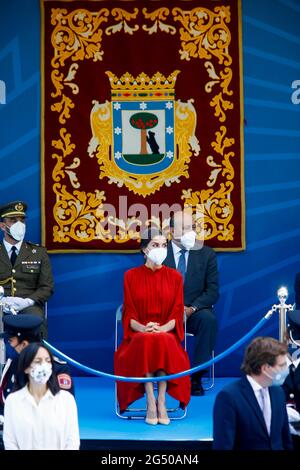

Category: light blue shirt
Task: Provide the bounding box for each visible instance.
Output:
[171,241,189,269]
[3,239,22,257]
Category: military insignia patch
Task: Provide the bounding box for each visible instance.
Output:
[15,203,24,212]
[57,373,72,390]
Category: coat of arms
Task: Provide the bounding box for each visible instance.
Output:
[88,71,200,197]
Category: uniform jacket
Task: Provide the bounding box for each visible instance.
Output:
[213,375,293,450]
[282,362,300,412]
[0,241,54,315]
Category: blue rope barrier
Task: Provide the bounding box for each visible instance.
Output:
[43,310,272,383]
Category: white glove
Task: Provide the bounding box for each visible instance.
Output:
[287,405,300,422]
[287,405,300,436]
[3,296,34,313]
[0,415,4,425]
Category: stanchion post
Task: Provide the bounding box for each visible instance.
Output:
[277,287,293,344]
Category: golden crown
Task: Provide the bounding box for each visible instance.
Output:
[106,71,180,101]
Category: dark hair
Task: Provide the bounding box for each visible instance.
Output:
[140,227,167,252]
[13,342,60,395]
[241,337,288,375]
[169,214,175,228]
[169,210,194,229]
[15,332,41,344]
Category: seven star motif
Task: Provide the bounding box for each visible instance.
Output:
[113,102,175,166]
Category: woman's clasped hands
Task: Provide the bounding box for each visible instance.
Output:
[144,322,163,333]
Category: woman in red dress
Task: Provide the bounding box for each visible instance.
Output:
[115,229,191,425]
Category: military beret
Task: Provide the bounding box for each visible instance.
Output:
[287,309,300,340]
[0,201,27,219]
[1,313,42,340]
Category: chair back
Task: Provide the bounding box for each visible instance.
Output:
[115,304,123,351]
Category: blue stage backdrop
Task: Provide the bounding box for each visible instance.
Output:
[0,0,300,377]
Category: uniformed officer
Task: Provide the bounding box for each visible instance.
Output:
[0,313,74,423]
[283,309,300,411]
[282,310,300,448]
[0,200,54,336]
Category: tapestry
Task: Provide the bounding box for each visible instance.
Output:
[41,0,244,252]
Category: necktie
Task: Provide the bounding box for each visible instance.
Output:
[177,248,187,281]
[259,387,271,434]
[10,246,17,266]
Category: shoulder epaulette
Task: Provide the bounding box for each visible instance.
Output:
[26,242,47,250]
[27,241,41,246]
[53,355,67,365]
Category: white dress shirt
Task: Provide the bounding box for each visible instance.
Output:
[171,241,190,268]
[3,239,22,258]
[247,375,271,434]
[4,386,80,450]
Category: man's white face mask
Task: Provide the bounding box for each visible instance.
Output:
[180,230,196,250]
[7,221,26,242]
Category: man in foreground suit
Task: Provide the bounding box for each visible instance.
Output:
[164,210,219,396]
[0,200,54,336]
[213,337,292,450]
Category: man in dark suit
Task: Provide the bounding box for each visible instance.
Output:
[0,201,54,336]
[164,210,219,396]
[213,337,293,450]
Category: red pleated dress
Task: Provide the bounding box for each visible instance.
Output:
[114,264,191,412]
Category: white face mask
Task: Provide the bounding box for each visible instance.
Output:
[147,247,167,266]
[29,362,52,384]
[180,230,196,250]
[7,221,26,242]
[264,366,289,387]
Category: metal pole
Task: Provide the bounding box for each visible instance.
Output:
[277,287,293,344]
[278,303,287,343]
